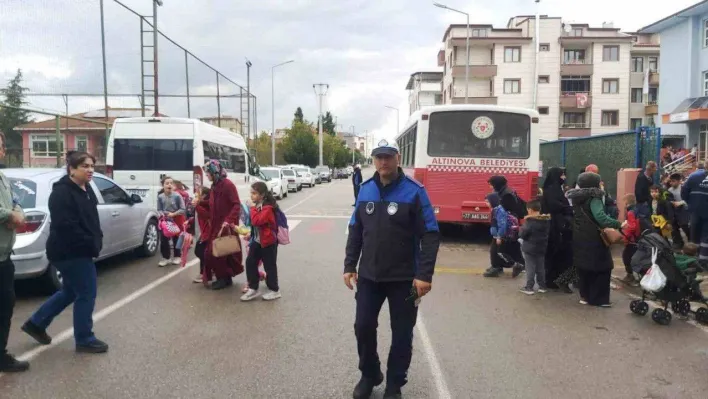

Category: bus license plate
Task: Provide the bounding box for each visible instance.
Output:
[462,212,489,221]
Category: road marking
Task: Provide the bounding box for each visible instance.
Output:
[283,185,328,214]
[288,220,302,231]
[416,312,452,399]
[0,258,200,378]
[287,214,350,219]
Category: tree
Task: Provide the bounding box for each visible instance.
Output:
[0,69,31,148]
[280,120,318,166]
[294,107,304,123]
[322,111,336,136]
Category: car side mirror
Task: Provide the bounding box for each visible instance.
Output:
[130,194,143,204]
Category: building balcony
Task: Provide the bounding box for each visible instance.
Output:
[649,71,660,86]
[559,92,592,108]
[645,102,658,115]
[558,123,591,138]
[451,65,497,79]
[560,61,593,75]
[451,96,498,105]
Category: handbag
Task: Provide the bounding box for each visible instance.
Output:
[212,224,241,257]
[580,207,623,247]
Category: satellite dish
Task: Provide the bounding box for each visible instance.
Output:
[563,23,572,33]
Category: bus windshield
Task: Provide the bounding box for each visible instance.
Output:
[427,111,530,159]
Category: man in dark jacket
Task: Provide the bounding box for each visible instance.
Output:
[344,139,440,399]
[635,161,657,219]
[519,199,550,295]
[682,160,708,259]
[352,164,363,206]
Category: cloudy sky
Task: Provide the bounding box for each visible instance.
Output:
[0,0,699,143]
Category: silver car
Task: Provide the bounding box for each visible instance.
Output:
[7,169,160,292]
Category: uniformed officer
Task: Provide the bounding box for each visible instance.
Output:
[344,139,440,399]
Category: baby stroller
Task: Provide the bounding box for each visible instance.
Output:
[628,231,708,325]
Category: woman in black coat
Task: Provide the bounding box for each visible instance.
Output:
[541,167,573,291]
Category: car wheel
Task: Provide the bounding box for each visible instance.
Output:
[138,218,160,257]
[41,263,62,294]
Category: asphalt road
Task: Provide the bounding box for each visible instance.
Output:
[2,170,708,399]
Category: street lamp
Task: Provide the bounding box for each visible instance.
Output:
[271,60,295,165]
[434,2,469,104]
[385,105,400,135]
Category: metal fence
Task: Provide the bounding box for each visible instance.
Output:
[540,127,661,199]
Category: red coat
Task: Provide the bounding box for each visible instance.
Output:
[250,205,277,247]
[623,209,641,244]
[195,197,211,242]
[204,178,243,280]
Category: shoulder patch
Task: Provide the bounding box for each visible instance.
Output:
[404,175,424,188]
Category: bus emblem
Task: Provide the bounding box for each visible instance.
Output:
[471,116,495,139]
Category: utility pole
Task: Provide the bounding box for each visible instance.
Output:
[350,125,356,165]
[246,58,252,141]
[313,83,329,166]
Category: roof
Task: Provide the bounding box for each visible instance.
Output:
[441,24,523,42]
[507,15,559,28]
[639,0,708,33]
[15,108,166,131]
[405,71,443,90]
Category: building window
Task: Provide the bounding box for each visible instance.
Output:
[30,134,64,157]
[631,88,643,103]
[648,56,658,72]
[571,28,583,37]
[704,71,708,96]
[562,112,586,128]
[704,19,708,47]
[503,79,521,94]
[631,57,644,72]
[538,75,550,84]
[563,49,586,64]
[603,46,619,61]
[601,110,619,126]
[560,75,591,93]
[434,94,443,105]
[648,87,658,104]
[602,79,619,94]
[504,47,521,62]
[75,135,88,152]
[631,118,643,130]
[540,43,550,51]
[538,107,549,115]
[471,29,487,37]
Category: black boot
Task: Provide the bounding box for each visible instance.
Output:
[353,371,384,399]
[211,279,231,290]
[0,353,29,372]
[483,268,503,277]
[76,339,109,354]
[21,320,52,345]
[383,385,402,399]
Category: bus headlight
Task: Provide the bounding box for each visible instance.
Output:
[433,206,440,214]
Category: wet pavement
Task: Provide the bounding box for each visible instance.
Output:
[2,170,708,398]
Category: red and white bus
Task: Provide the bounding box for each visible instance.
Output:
[395,104,540,224]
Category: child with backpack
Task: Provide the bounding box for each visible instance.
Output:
[518,199,551,295]
[240,181,285,302]
[621,194,642,286]
[157,176,186,267]
[484,192,524,278]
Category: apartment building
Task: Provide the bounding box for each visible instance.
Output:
[438,16,642,140]
[406,72,444,116]
[627,33,661,130]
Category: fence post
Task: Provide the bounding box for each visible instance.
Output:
[55,116,61,168]
[655,127,662,181]
[561,140,566,166]
[634,127,641,168]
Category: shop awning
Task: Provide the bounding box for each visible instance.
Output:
[662,97,708,124]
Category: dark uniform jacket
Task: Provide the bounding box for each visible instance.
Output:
[344,169,440,283]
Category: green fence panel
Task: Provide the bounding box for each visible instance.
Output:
[539,141,563,185]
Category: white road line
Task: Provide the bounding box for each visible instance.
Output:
[283,187,326,213]
[288,220,302,232]
[0,258,200,378]
[416,312,452,399]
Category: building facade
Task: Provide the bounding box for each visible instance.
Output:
[406,72,443,116]
[436,16,658,141]
[640,0,708,153]
[200,116,243,136]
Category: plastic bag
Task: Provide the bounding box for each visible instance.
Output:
[640,248,667,292]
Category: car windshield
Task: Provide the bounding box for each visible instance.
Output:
[296,168,308,174]
[261,169,279,180]
[282,169,295,176]
[9,178,37,209]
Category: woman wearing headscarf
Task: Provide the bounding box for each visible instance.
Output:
[487,176,523,218]
[541,167,573,291]
[566,172,621,307]
[203,160,244,290]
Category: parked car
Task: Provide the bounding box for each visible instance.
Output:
[280,168,300,192]
[314,166,332,183]
[8,169,160,292]
[335,168,348,179]
[292,166,316,187]
[260,167,288,199]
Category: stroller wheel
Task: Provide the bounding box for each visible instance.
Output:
[696,308,708,325]
[630,300,649,316]
[671,300,691,316]
[651,309,672,326]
